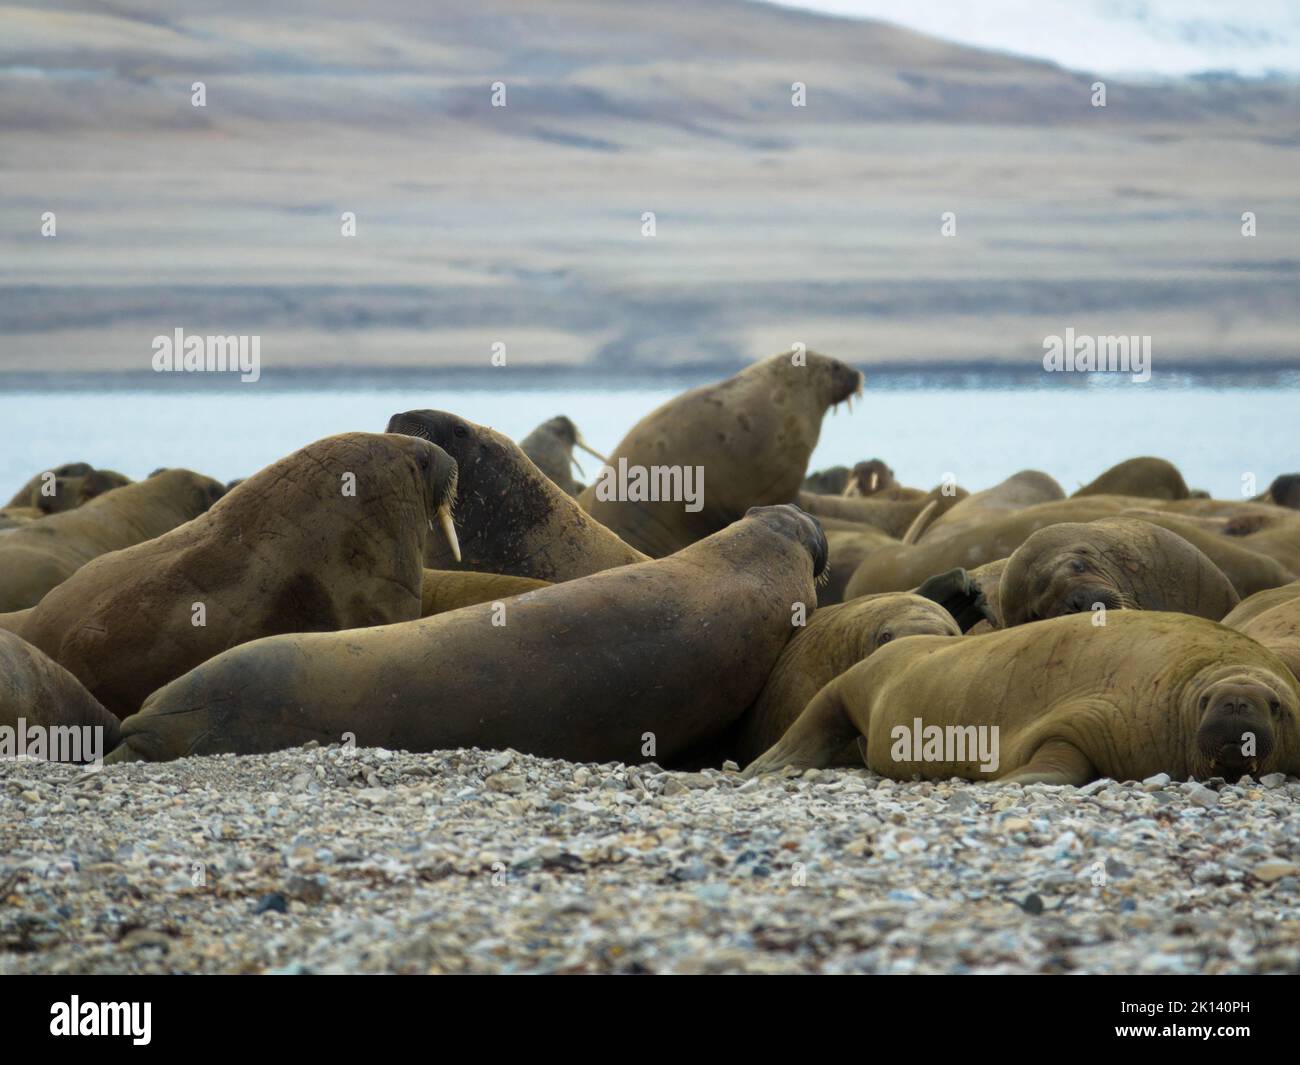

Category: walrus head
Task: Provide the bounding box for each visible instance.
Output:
[1187,666,1300,780]
[1001,523,1139,625]
[842,459,896,498]
[1266,474,1300,510]
[537,415,608,475]
[744,503,828,580]
[788,350,863,412]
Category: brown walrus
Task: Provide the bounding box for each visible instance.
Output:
[745,612,1300,784]
[841,460,906,498]
[420,570,551,617]
[0,468,225,611]
[106,505,828,765]
[731,592,960,765]
[802,466,851,495]
[1223,580,1300,682]
[15,433,460,719]
[4,462,131,515]
[918,470,1065,544]
[1071,456,1189,500]
[518,415,607,497]
[998,517,1240,625]
[0,630,121,763]
[387,409,647,581]
[577,350,863,557]
[796,484,966,540]
[843,495,1294,600]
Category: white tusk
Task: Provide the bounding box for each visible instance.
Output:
[869,472,879,493]
[437,502,461,562]
[575,433,609,465]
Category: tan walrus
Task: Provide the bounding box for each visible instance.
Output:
[917,470,1065,544]
[0,468,225,611]
[731,592,960,765]
[745,612,1300,784]
[420,570,550,617]
[387,409,647,581]
[0,630,121,762]
[4,462,131,515]
[518,415,607,496]
[796,485,966,540]
[1071,456,1189,500]
[15,433,461,719]
[998,517,1240,625]
[1223,581,1300,682]
[106,505,828,765]
[577,350,863,557]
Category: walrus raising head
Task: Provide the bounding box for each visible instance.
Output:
[386,409,647,581]
[842,459,896,498]
[1000,517,1239,625]
[1187,665,1300,779]
[744,504,829,581]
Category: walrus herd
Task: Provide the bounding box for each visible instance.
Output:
[3,349,1300,787]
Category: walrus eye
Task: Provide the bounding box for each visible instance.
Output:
[1199,695,1210,712]
[1070,558,1087,574]
[1270,700,1282,717]
[878,632,893,645]
[454,425,468,439]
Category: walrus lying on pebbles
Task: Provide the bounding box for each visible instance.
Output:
[1072,456,1189,500]
[745,612,1300,783]
[0,468,225,611]
[107,505,828,764]
[387,410,647,581]
[998,518,1240,625]
[519,415,607,496]
[15,433,461,718]
[731,592,959,765]
[1224,581,1300,682]
[0,630,120,762]
[577,350,863,557]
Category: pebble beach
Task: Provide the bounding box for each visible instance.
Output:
[3,746,1298,975]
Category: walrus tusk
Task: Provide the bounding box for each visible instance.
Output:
[901,499,939,546]
[574,433,608,465]
[435,503,461,562]
[869,471,879,493]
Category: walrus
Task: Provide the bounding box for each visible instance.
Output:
[841,460,902,498]
[518,415,607,496]
[1257,474,1300,510]
[15,433,461,718]
[803,466,851,496]
[818,526,897,606]
[731,592,960,765]
[5,462,131,515]
[917,470,1065,544]
[420,569,550,617]
[912,560,1007,632]
[745,612,1300,784]
[1072,456,1189,500]
[998,517,1240,625]
[796,484,966,540]
[0,630,121,762]
[1223,581,1300,682]
[106,505,828,764]
[576,350,863,557]
[0,468,225,611]
[843,495,1293,600]
[387,410,648,581]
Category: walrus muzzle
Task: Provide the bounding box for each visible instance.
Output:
[1194,682,1278,779]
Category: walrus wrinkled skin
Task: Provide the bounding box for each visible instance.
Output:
[4,462,131,515]
[0,630,121,762]
[16,433,459,718]
[107,505,829,764]
[518,415,607,497]
[387,409,647,581]
[420,569,550,617]
[1223,581,1300,682]
[999,518,1240,625]
[746,612,1300,784]
[732,592,959,765]
[1072,456,1189,500]
[843,495,1294,600]
[577,350,863,557]
[0,469,225,611]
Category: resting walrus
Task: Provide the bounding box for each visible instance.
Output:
[1223,581,1300,682]
[998,517,1240,625]
[1071,456,1189,500]
[0,630,121,763]
[0,468,225,611]
[387,409,647,581]
[745,612,1300,784]
[4,462,131,515]
[15,433,461,718]
[518,415,607,496]
[577,350,863,557]
[730,592,960,765]
[106,505,828,765]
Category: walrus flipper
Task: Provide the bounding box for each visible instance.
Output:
[913,568,993,633]
[996,737,1094,787]
[742,682,857,778]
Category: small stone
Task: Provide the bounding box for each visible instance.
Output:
[1078,778,1112,796]
[1260,773,1287,789]
[1185,784,1219,809]
[1253,861,1300,883]
[485,774,524,794]
[1019,893,1044,915]
[254,893,288,915]
[1141,773,1171,789]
